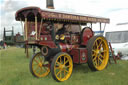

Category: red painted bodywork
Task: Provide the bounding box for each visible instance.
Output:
[79,48,87,63]
[71,34,80,44]
[70,48,88,64]
[26,22,50,41]
[39,41,57,48]
[40,35,52,41]
[70,49,79,63]
[81,27,94,45]
[59,43,79,52]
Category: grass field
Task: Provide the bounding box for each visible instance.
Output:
[0,47,128,85]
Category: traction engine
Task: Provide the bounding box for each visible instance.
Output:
[15,7,110,82]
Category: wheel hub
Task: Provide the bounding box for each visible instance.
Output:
[38,62,43,67]
[96,50,100,54]
[62,64,65,68]
[59,64,65,69]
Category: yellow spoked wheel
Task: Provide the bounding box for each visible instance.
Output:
[29,52,50,77]
[51,52,73,82]
[87,36,109,71]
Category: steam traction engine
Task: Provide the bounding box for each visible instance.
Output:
[15,7,110,82]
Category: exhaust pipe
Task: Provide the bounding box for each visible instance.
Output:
[46,0,54,9]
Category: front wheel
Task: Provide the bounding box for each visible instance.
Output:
[51,52,73,82]
[87,36,109,71]
[29,52,50,77]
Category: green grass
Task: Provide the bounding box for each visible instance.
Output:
[0,47,128,85]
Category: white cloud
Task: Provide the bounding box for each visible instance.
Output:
[0,0,28,38]
[0,0,128,39]
[105,9,128,31]
[108,9,128,24]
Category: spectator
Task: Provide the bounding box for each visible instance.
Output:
[4,42,7,49]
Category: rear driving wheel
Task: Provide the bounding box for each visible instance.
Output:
[87,36,109,71]
[51,52,73,82]
[29,52,50,77]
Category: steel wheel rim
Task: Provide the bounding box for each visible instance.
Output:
[54,54,73,81]
[32,53,50,77]
[92,37,109,70]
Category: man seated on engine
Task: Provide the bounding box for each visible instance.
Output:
[56,24,67,34]
[55,23,70,41]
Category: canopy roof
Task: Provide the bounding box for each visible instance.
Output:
[15,6,110,24]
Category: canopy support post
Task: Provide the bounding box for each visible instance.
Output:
[91,23,92,28]
[103,23,106,32]
[100,23,102,31]
[25,18,28,40]
[79,22,82,31]
[25,44,29,58]
[24,17,29,58]
[20,18,25,40]
[39,18,43,38]
[35,16,38,40]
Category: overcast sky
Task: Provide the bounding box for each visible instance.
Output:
[0,0,128,39]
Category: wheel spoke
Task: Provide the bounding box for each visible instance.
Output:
[60,57,62,63]
[64,56,66,64]
[43,66,47,71]
[60,71,62,79]
[32,63,38,66]
[65,65,71,68]
[34,58,39,64]
[101,50,107,53]
[99,45,103,50]
[98,40,102,48]
[34,65,39,72]
[92,50,97,53]
[56,70,61,76]
[92,50,98,61]
[64,60,69,65]
[38,67,43,75]
[92,54,95,56]
[99,53,104,58]
[64,69,69,73]
[93,56,97,61]
[99,57,103,63]
[64,69,66,77]
[92,51,97,57]
[38,56,43,63]
[97,57,100,66]
[95,40,98,47]
[56,61,61,65]
[94,60,98,67]
[55,66,60,69]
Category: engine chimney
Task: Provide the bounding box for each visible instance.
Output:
[46,0,54,9]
